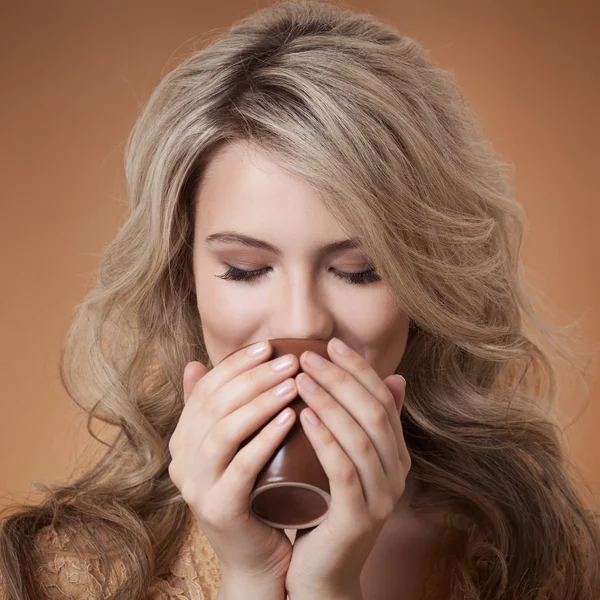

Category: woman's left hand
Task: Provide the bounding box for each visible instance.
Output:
[284,337,411,599]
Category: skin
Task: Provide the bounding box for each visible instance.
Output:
[192,140,411,376]
[191,140,420,599]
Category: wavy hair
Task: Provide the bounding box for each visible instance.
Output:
[2,1,599,598]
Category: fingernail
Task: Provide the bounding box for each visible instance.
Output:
[272,354,295,371]
[247,341,269,356]
[303,408,321,425]
[273,379,294,397]
[276,408,293,425]
[303,351,326,369]
[299,372,320,392]
[331,337,350,355]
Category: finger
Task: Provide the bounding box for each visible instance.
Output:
[383,374,407,412]
[326,338,394,408]
[200,340,273,397]
[297,372,390,513]
[202,377,298,475]
[383,375,411,470]
[183,361,208,404]
[324,340,410,475]
[192,353,297,423]
[218,407,297,517]
[299,352,403,499]
[299,406,367,528]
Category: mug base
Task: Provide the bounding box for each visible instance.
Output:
[249,482,331,530]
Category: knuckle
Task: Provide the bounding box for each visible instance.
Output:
[202,395,220,419]
[335,460,357,486]
[375,498,395,522]
[357,433,373,457]
[187,377,208,408]
[180,480,198,506]
[320,431,337,451]
[229,453,253,480]
[313,396,331,415]
[354,359,372,376]
[366,403,388,429]
[335,368,352,387]
[248,366,264,387]
[190,375,206,396]
[206,422,231,454]
[205,398,223,420]
[244,398,261,420]
[393,477,406,499]
[381,390,396,412]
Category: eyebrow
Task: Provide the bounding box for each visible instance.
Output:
[205,231,362,257]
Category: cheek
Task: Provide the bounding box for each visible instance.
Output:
[341,291,409,376]
[341,290,408,340]
[378,322,410,376]
[195,267,268,360]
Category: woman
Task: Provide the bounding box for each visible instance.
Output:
[1,1,599,598]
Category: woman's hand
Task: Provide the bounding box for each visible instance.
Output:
[169,341,300,597]
[284,337,410,599]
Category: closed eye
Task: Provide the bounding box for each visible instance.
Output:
[216,265,381,285]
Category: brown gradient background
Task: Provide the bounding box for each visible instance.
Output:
[1,1,599,513]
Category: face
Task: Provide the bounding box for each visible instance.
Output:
[192,141,410,379]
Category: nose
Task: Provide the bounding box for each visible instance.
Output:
[270,270,332,342]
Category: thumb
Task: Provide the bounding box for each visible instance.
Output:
[384,374,407,413]
[183,361,208,404]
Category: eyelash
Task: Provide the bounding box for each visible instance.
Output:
[217,265,381,285]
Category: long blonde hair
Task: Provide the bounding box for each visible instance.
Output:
[2,1,599,598]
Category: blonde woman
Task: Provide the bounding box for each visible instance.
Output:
[1,1,599,599]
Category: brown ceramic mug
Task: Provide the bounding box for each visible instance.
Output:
[219,338,331,530]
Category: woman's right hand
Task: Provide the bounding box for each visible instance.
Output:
[168,340,299,588]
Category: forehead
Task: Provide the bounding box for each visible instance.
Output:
[194,141,346,240]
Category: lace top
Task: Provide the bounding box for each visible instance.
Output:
[0,511,461,599]
[0,517,222,600]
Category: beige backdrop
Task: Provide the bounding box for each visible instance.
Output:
[1,1,599,512]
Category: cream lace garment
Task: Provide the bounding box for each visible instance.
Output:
[0,511,461,599]
[0,517,222,600]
